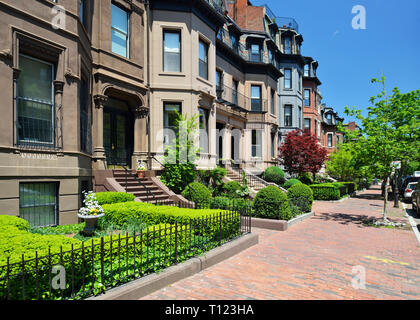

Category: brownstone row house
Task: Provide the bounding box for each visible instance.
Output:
[0,0,344,226]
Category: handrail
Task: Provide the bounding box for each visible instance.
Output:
[107,156,156,203]
[230,167,287,193]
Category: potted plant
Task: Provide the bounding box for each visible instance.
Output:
[136,163,146,179]
[77,191,105,236]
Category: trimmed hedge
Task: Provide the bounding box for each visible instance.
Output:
[309,183,341,200]
[181,182,212,206]
[95,192,135,205]
[222,181,242,199]
[287,184,314,213]
[263,167,285,185]
[253,186,291,220]
[102,202,240,242]
[283,179,303,190]
[341,182,358,195]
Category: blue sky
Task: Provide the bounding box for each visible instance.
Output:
[251,0,420,124]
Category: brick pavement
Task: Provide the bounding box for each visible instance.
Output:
[141,186,420,300]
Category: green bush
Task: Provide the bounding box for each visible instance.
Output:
[102,202,240,242]
[340,182,358,195]
[181,182,212,206]
[263,167,285,185]
[222,181,242,199]
[161,163,198,194]
[298,172,313,185]
[287,184,314,213]
[253,186,291,220]
[94,192,135,205]
[283,179,303,190]
[309,183,341,200]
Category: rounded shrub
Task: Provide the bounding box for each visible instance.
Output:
[181,182,212,206]
[210,197,231,210]
[283,179,303,190]
[298,172,313,185]
[263,167,285,185]
[287,183,314,214]
[222,181,242,199]
[253,186,291,220]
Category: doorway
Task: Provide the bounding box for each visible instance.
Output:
[103,98,134,167]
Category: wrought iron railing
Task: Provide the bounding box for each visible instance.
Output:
[0,204,251,300]
[216,84,267,113]
[16,97,63,151]
[276,17,299,33]
[107,157,156,203]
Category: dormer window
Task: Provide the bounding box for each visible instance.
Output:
[327,113,332,125]
[250,44,261,62]
[304,64,310,77]
[282,36,291,54]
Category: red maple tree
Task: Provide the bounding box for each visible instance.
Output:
[278,130,328,177]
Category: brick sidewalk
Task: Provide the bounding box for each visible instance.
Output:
[141,186,420,300]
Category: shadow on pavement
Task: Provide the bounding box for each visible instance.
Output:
[353,193,384,201]
[313,212,377,227]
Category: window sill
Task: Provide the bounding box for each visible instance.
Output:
[159,72,186,77]
[197,76,212,87]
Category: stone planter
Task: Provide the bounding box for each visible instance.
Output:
[78,213,105,236]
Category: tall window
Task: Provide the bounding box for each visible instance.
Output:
[298,106,302,129]
[282,36,291,54]
[271,132,275,158]
[304,64,310,77]
[199,108,209,153]
[304,118,311,134]
[198,40,208,80]
[250,44,261,62]
[284,105,292,127]
[304,89,310,106]
[230,34,239,53]
[20,182,58,227]
[111,4,129,58]
[79,0,87,27]
[163,30,181,72]
[298,73,302,92]
[284,69,292,89]
[17,54,54,147]
[163,102,181,148]
[327,113,333,125]
[80,76,91,153]
[315,119,318,136]
[328,133,333,147]
[251,85,262,112]
[251,130,262,158]
[232,79,239,105]
[270,89,276,114]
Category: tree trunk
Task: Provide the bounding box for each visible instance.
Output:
[383,176,389,222]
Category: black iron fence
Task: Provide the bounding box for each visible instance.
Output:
[0,207,251,300]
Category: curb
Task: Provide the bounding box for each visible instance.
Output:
[288,211,315,228]
[87,233,259,300]
[251,211,314,231]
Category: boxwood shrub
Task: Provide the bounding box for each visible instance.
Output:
[340,182,358,195]
[253,186,291,220]
[287,183,314,213]
[181,182,212,206]
[263,167,285,185]
[283,179,302,190]
[95,192,135,205]
[210,197,250,212]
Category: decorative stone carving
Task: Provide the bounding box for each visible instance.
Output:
[134,105,150,119]
[94,95,108,109]
[53,80,65,94]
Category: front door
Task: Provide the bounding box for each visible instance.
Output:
[103,99,133,167]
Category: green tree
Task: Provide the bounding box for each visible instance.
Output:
[344,76,420,221]
[160,112,200,194]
